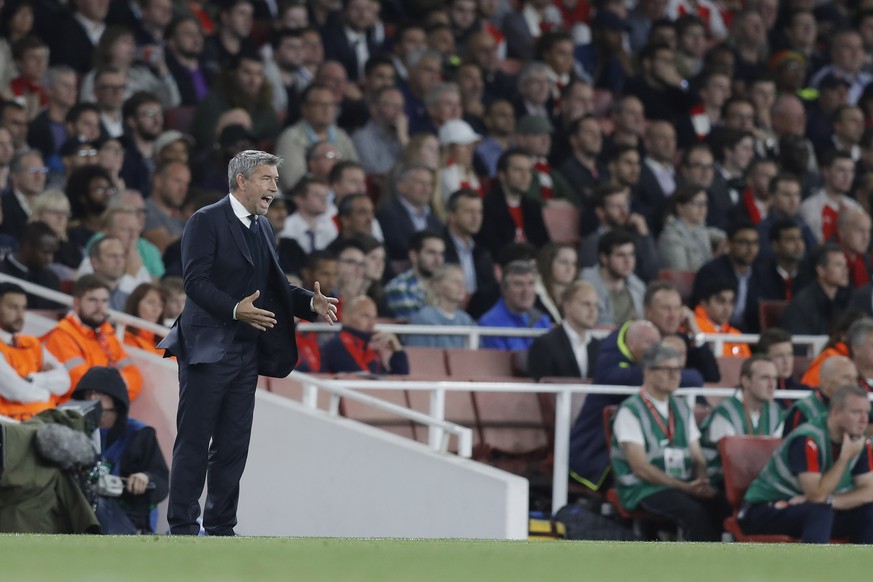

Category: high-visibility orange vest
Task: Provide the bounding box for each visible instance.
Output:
[693,306,751,357]
[0,334,53,421]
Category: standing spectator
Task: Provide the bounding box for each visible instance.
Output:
[528,281,601,380]
[42,274,143,400]
[275,83,358,191]
[581,229,645,327]
[321,295,409,374]
[165,16,209,106]
[658,184,725,272]
[384,231,445,319]
[478,260,551,351]
[0,282,70,421]
[782,244,851,336]
[406,264,476,348]
[693,278,751,357]
[610,342,727,541]
[377,164,444,262]
[476,148,549,259]
[352,86,408,175]
[1,150,47,240]
[0,222,61,309]
[192,52,279,151]
[535,242,578,324]
[123,282,165,355]
[442,188,498,320]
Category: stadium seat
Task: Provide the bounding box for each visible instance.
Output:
[718,436,796,543]
[716,357,744,388]
[334,374,419,441]
[404,376,483,448]
[759,300,789,331]
[163,106,196,134]
[404,347,449,375]
[472,382,551,456]
[657,270,695,304]
[542,205,580,245]
[445,348,516,378]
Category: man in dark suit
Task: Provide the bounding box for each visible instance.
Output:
[159,150,338,536]
[376,163,444,262]
[320,0,385,82]
[528,281,601,380]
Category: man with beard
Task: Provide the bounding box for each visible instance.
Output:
[119,92,164,196]
[192,51,279,150]
[384,230,445,319]
[165,16,209,106]
[66,165,114,250]
[142,160,190,253]
[42,274,143,400]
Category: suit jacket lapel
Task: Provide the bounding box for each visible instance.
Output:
[558,327,582,377]
[223,197,253,266]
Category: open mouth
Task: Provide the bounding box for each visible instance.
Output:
[260,195,273,207]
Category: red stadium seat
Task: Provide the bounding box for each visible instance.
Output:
[657,269,696,304]
[759,300,789,331]
[719,436,797,542]
[716,357,744,388]
[542,205,580,245]
[163,106,196,134]
[445,348,517,378]
[404,347,449,376]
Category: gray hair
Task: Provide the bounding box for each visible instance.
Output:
[848,318,873,349]
[407,49,443,69]
[396,162,434,184]
[43,65,76,89]
[10,149,42,174]
[641,342,681,370]
[518,61,550,87]
[426,263,464,305]
[30,189,70,221]
[829,384,870,412]
[227,150,283,192]
[424,82,460,108]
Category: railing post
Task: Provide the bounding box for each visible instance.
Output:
[551,388,571,516]
[303,382,319,409]
[469,330,480,350]
[429,387,446,452]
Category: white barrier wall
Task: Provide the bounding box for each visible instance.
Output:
[25,314,529,539]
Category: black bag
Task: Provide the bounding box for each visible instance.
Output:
[555,501,640,541]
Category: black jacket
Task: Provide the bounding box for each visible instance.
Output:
[528,325,601,380]
[475,184,549,259]
[442,228,499,320]
[781,281,851,336]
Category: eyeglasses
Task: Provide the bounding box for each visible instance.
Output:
[92,186,118,196]
[319,151,341,160]
[651,366,682,374]
[26,166,49,174]
[139,108,162,118]
[77,149,98,157]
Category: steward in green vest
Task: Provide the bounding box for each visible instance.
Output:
[610,341,728,541]
[701,356,784,483]
[782,355,857,437]
[741,385,873,544]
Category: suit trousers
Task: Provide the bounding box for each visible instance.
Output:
[742,501,873,543]
[168,340,259,535]
[638,488,731,542]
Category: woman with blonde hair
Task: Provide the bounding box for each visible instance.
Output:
[30,189,82,274]
[406,264,476,348]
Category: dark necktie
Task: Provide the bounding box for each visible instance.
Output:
[249,215,259,234]
[306,229,316,253]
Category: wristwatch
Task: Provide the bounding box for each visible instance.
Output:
[825,495,835,507]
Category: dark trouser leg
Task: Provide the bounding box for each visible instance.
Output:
[831,502,873,543]
[637,488,721,541]
[742,502,834,543]
[203,345,258,536]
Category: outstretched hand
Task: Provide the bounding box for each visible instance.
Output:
[237,290,277,331]
[312,281,339,325]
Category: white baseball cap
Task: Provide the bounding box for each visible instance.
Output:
[438,119,482,146]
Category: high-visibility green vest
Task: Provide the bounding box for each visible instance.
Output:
[784,393,828,434]
[700,393,784,483]
[610,392,692,510]
[744,413,862,504]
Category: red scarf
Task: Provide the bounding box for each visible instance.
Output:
[742,188,763,224]
[339,330,380,372]
[689,103,710,141]
[846,252,870,287]
[822,204,839,241]
[10,77,47,106]
[296,331,321,372]
[533,157,554,200]
[507,204,526,242]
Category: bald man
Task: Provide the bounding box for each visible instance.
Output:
[783,355,858,437]
[319,296,409,375]
[569,318,707,492]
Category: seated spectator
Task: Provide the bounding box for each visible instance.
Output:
[535,242,578,324]
[42,274,143,401]
[77,207,154,296]
[384,231,446,319]
[280,177,336,254]
[569,319,704,492]
[66,165,114,251]
[528,281,601,380]
[357,235,389,317]
[757,219,808,302]
[478,260,551,351]
[581,230,645,328]
[10,36,49,119]
[84,237,131,310]
[141,160,190,254]
[0,221,62,310]
[200,0,258,79]
[742,385,873,544]
[438,119,483,207]
[192,51,278,151]
[638,121,678,234]
[611,342,728,541]
[332,238,368,319]
[263,192,305,278]
[276,83,359,191]
[511,61,553,120]
[784,356,858,437]
[756,327,813,396]
[306,141,343,183]
[846,318,873,394]
[406,264,476,348]
[657,184,725,272]
[380,133,440,206]
[800,151,860,244]
[29,189,81,277]
[693,278,751,357]
[1,149,48,241]
[555,115,604,207]
[123,283,166,355]
[159,276,186,326]
[476,99,515,178]
[579,184,659,283]
[782,243,851,336]
[730,158,778,229]
[164,15,209,106]
[377,163,444,262]
[514,114,577,207]
[476,148,549,259]
[502,2,563,61]
[117,91,164,196]
[701,355,784,483]
[333,193,378,246]
[800,311,859,388]
[442,188,498,320]
[352,86,408,175]
[27,66,77,169]
[836,208,873,288]
[691,221,763,332]
[320,295,409,375]
[0,282,70,421]
[72,366,169,534]
[623,43,693,124]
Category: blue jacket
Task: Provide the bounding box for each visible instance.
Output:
[568,322,704,490]
[478,298,552,351]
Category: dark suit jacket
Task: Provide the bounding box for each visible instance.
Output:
[0,192,29,240]
[320,21,383,83]
[375,198,444,262]
[781,281,851,336]
[691,255,763,332]
[475,184,549,259]
[637,161,672,236]
[49,13,97,76]
[849,284,873,316]
[166,51,208,106]
[159,196,316,377]
[27,110,66,158]
[528,326,602,380]
[706,171,737,232]
[442,227,499,320]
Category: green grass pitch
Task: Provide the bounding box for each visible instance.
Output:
[1,536,870,581]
